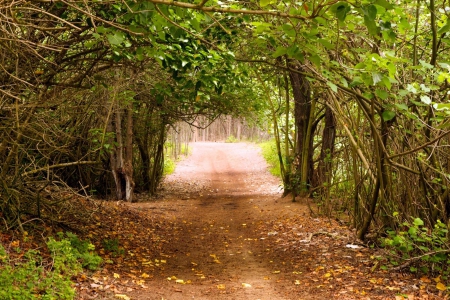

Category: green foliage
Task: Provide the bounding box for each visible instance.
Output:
[259,139,282,176]
[381,217,450,274]
[181,144,192,156]
[102,238,125,257]
[163,156,176,175]
[225,135,237,143]
[0,232,102,300]
[59,232,102,271]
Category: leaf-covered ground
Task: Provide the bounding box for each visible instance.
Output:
[3,142,447,299]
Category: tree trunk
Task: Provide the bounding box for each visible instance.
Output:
[289,64,314,197]
[313,106,336,190]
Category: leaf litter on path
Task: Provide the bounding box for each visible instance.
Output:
[71,143,446,300]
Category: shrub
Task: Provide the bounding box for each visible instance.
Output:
[0,232,102,299]
[225,135,237,143]
[259,140,282,176]
[163,156,176,175]
[381,216,450,275]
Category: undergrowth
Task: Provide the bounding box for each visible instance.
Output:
[0,232,102,299]
[381,216,450,280]
[259,139,282,176]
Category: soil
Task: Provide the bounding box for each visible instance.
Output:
[74,142,446,300]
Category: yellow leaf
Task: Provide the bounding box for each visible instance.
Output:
[434,276,441,283]
[114,273,120,279]
[273,270,280,274]
[175,279,185,284]
[161,260,166,263]
[141,273,150,278]
[242,283,252,288]
[324,273,331,278]
[294,280,301,285]
[217,284,226,289]
[436,282,447,291]
[115,295,130,300]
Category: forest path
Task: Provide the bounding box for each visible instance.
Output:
[79,143,440,300]
[128,142,300,299]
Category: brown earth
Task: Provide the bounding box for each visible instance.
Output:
[75,142,446,300]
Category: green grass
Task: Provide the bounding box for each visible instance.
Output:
[163,156,176,175]
[259,139,282,177]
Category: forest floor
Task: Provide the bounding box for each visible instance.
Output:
[39,142,449,299]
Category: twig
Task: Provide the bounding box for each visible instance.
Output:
[391,249,450,271]
[22,161,100,177]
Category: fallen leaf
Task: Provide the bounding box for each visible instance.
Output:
[175,279,185,284]
[217,284,226,289]
[295,280,301,285]
[436,282,447,291]
[141,273,150,278]
[114,273,120,279]
[115,295,130,300]
[273,270,280,274]
[420,276,431,283]
[242,283,252,288]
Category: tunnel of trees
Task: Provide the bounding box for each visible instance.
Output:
[1,0,450,245]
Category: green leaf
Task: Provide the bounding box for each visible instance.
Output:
[364,5,377,21]
[309,54,321,67]
[387,63,396,77]
[438,21,450,35]
[419,60,434,69]
[260,0,270,7]
[272,47,287,58]
[374,0,394,10]
[413,218,424,226]
[107,33,124,45]
[375,89,388,100]
[364,16,380,36]
[331,2,351,22]
[318,39,333,50]
[382,77,392,90]
[435,103,450,110]
[395,103,408,110]
[381,110,396,121]
[327,82,338,93]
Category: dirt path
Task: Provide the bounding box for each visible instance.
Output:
[128,142,297,299]
[78,142,444,300]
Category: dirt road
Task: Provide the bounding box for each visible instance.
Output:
[129,142,300,299]
[93,142,440,300]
